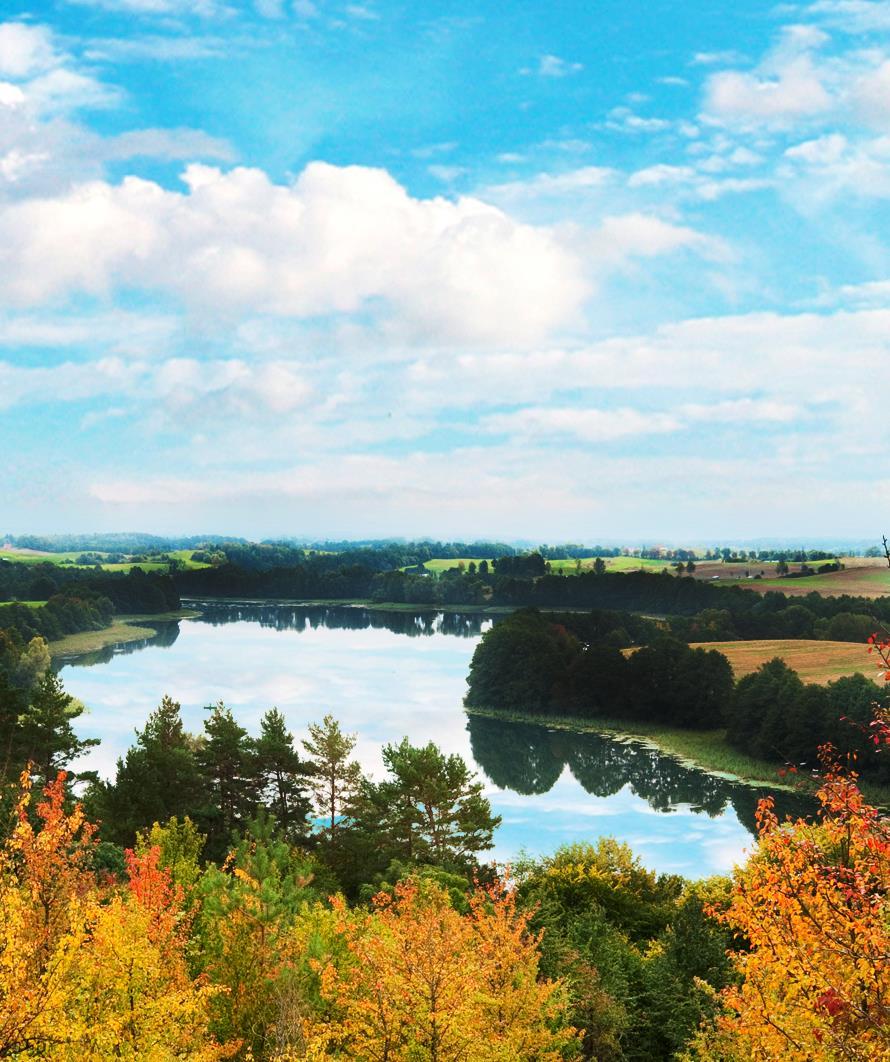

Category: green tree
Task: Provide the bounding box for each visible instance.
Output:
[301,714,363,840]
[358,738,501,871]
[255,708,312,843]
[198,702,259,860]
[87,695,204,845]
[593,557,607,576]
[18,671,98,785]
[195,813,326,1058]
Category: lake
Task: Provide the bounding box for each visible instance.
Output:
[59,603,810,878]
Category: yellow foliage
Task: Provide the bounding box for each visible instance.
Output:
[306,877,578,1061]
[0,771,233,1060]
[693,773,890,1060]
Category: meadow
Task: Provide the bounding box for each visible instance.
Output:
[688,638,879,684]
[0,546,210,575]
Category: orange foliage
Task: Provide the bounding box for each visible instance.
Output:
[308,877,578,1060]
[0,771,232,1060]
[697,637,890,1060]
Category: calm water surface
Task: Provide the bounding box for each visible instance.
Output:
[59,604,809,878]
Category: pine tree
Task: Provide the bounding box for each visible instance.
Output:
[301,715,363,840]
[198,701,259,860]
[255,708,312,843]
[87,695,204,845]
[18,671,98,786]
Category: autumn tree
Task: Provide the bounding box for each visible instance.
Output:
[308,877,578,1060]
[690,629,890,1059]
[0,771,230,1059]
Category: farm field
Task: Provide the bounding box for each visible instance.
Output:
[0,545,210,574]
[0,600,44,608]
[754,565,890,598]
[421,555,675,574]
[688,639,879,684]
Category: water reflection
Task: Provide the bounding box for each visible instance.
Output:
[56,605,815,872]
[188,602,491,639]
[467,714,813,836]
[59,621,181,669]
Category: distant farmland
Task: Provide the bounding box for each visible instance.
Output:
[0,546,210,574]
[689,639,880,685]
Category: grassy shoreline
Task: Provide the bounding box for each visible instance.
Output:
[465,706,890,806]
[49,609,201,657]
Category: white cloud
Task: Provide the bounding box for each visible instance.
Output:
[66,0,233,17]
[0,162,590,347]
[780,132,890,198]
[807,0,890,33]
[0,23,59,77]
[587,213,726,260]
[785,132,849,162]
[25,67,120,112]
[837,278,890,303]
[482,406,682,442]
[704,57,831,128]
[102,127,233,160]
[850,59,890,129]
[537,54,583,78]
[0,356,312,417]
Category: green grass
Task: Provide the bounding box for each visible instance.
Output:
[419,555,674,575]
[0,600,45,608]
[422,558,488,572]
[0,546,211,574]
[0,549,101,567]
[48,620,158,657]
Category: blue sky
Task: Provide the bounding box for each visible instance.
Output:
[1,0,889,540]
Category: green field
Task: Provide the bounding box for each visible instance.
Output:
[420,555,674,574]
[688,639,878,684]
[0,549,95,566]
[0,600,45,608]
[0,546,210,574]
[421,557,489,572]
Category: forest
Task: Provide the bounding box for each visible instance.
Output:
[0,617,888,1059]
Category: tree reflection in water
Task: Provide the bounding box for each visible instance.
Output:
[466,713,813,838]
[187,602,490,639]
[58,621,182,669]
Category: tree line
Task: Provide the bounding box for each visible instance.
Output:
[465,609,890,781]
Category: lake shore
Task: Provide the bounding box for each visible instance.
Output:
[49,609,201,657]
[465,706,890,807]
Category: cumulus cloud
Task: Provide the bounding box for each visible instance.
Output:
[0,161,594,346]
[704,57,831,128]
[0,23,59,77]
